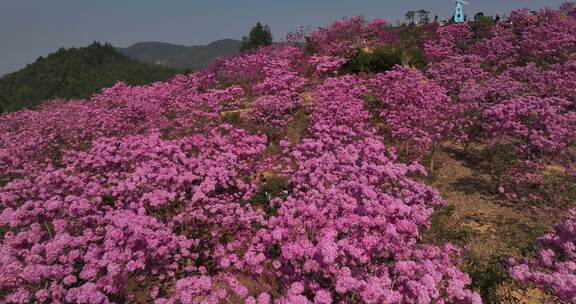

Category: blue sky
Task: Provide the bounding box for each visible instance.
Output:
[0,0,567,75]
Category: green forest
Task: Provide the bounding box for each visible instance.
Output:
[0,42,182,113]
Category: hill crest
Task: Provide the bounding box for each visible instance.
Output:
[117,39,241,70]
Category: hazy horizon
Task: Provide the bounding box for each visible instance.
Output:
[0,0,567,76]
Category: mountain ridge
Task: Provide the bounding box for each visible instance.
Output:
[0,42,181,113]
[117,38,241,70]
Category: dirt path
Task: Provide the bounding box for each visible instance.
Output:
[425,147,561,303]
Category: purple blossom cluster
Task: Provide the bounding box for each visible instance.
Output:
[424,5,576,203]
[421,5,576,299]
[509,209,576,302]
[1,3,576,303]
[1,127,268,303]
[483,96,576,164]
[306,16,394,58]
[367,66,467,160]
[0,32,484,304]
[248,95,300,129]
[257,75,481,303]
[307,55,347,77]
[0,78,243,178]
[214,45,307,97]
[0,29,483,302]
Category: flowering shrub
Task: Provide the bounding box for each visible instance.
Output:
[307,55,347,77]
[0,48,481,303]
[0,127,268,303]
[214,45,307,97]
[367,67,467,162]
[483,96,576,165]
[426,54,488,95]
[250,47,308,97]
[252,75,481,303]
[424,5,576,204]
[509,209,576,302]
[2,3,576,303]
[306,16,393,58]
[424,23,473,64]
[480,95,576,203]
[510,8,576,64]
[416,15,576,303]
[562,2,576,17]
[0,77,246,180]
[248,95,300,129]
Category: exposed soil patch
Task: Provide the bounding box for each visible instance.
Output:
[423,146,566,303]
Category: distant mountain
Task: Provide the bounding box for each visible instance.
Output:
[117,39,242,70]
[0,42,181,113]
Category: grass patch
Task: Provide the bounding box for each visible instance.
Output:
[466,254,519,304]
[423,204,472,246]
[250,175,291,217]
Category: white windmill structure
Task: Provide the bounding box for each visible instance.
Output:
[454,0,470,23]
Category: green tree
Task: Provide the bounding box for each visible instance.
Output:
[240,22,273,52]
[417,9,430,24]
[343,45,403,74]
[405,11,416,24]
[0,42,181,113]
[474,12,485,21]
[470,14,495,39]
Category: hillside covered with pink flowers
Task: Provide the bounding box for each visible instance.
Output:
[1,3,575,303]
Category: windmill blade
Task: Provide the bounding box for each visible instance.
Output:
[462,1,470,5]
